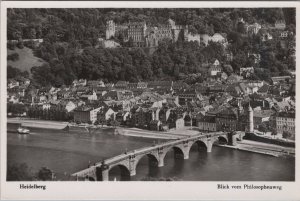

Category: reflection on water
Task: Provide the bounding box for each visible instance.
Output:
[7,126,295,181]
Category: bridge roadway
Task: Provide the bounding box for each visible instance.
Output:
[72,131,244,181]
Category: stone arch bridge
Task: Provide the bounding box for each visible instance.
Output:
[72,131,244,181]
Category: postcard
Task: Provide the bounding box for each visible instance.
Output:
[0,1,299,200]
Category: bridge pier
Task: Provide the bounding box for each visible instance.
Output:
[102,169,109,181]
[207,142,213,153]
[227,132,237,146]
[158,148,165,167]
[129,158,136,176]
[158,159,164,167]
[183,147,189,159]
[129,169,136,176]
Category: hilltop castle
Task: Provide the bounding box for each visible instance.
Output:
[105,19,188,47]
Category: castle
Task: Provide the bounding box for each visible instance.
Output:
[105,19,188,47]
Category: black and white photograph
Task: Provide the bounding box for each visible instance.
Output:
[0,1,299,200]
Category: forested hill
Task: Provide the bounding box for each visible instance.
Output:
[7,8,295,40]
[7,8,296,87]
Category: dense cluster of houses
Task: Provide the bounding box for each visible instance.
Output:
[7,57,295,136]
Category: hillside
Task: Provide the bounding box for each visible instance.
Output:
[6,8,296,87]
[7,47,47,76]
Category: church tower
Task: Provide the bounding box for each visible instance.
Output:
[247,103,254,133]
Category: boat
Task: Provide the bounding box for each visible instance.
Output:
[17,127,30,134]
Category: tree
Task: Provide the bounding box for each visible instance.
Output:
[258,123,268,134]
[282,131,292,139]
[223,64,233,75]
[237,22,246,34]
[16,41,24,49]
[271,129,277,139]
[94,120,99,126]
[7,163,34,181]
[98,116,106,127]
[110,120,120,128]
[7,103,26,116]
[7,66,21,79]
[37,167,53,181]
[7,42,16,50]
[7,53,19,61]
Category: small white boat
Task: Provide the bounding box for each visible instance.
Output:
[17,127,30,134]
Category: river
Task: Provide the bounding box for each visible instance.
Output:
[7,125,295,181]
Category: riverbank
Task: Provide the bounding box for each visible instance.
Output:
[8,118,68,129]
[7,118,195,140]
[217,140,295,158]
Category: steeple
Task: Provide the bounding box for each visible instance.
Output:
[247,102,253,111]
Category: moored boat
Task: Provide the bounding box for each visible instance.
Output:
[17,127,30,134]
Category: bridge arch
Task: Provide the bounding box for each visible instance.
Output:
[134,153,159,177]
[188,140,208,154]
[235,132,245,141]
[85,175,96,181]
[134,153,159,170]
[216,135,228,145]
[161,145,186,162]
[108,164,131,181]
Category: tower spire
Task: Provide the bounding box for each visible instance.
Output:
[247,102,254,133]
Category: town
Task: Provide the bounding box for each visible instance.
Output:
[6,8,296,182]
[8,60,295,140]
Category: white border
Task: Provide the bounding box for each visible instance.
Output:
[1,1,300,200]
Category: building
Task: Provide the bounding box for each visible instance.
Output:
[245,104,254,133]
[253,110,274,129]
[208,60,222,76]
[128,21,147,47]
[215,107,239,132]
[200,33,228,47]
[197,116,217,132]
[279,31,290,38]
[275,20,286,29]
[115,81,129,90]
[246,23,261,35]
[73,79,87,87]
[276,111,295,134]
[271,76,291,85]
[247,53,261,64]
[148,81,173,91]
[130,107,153,128]
[106,19,188,47]
[59,100,77,112]
[80,90,97,101]
[257,84,270,95]
[87,80,105,87]
[259,29,273,41]
[186,33,201,44]
[73,106,101,123]
[7,79,19,89]
[178,88,202,106]
[97,107,116,121]
[106,20,116,40]
[240,67,254,77]
[226,74,243,84]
